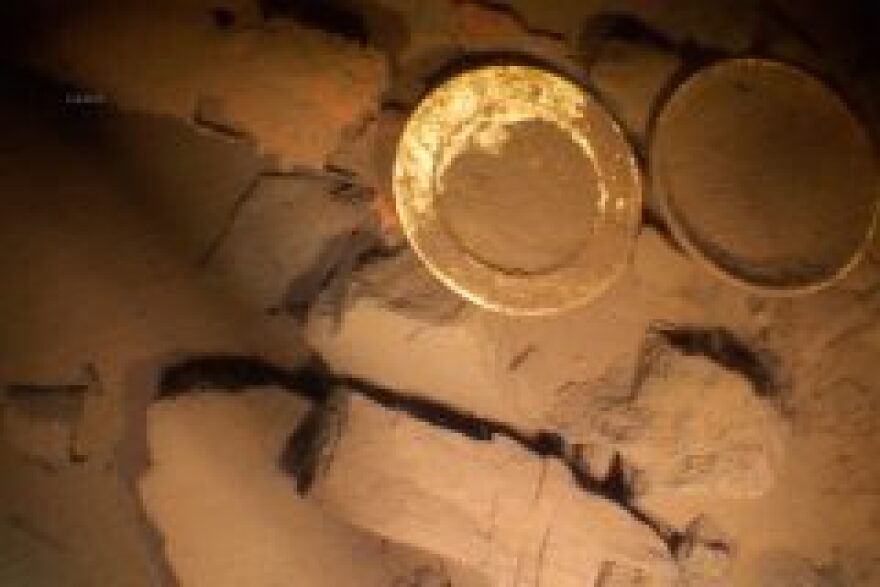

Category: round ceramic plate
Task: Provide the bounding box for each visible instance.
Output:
[393,65,642,315]
[651,58,879,295]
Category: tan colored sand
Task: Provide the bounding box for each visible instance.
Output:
[138,389,471,587]
[30,3,387,170]
[437,120,600,275]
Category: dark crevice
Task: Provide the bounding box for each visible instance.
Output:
[579,12,736,67]
[197,173,262,267]
[758,0,823,53]
[191,114,248,142]
[598,453,636,505]
[259,0,371,45]
[210,7,237,30]
[507,345,535,371]
[192,95,250,141]
[157,354,683,552]
[578,13,678,61]
[345,0,411,58]
[282,403,334,493]
[323,163,357,180]
[281,227,394,322]
[320,165,376,190]
[454,0,565,43]
[158,354,326,402]
[667,532,687,559]
[640,207,683,253]
[326,174,374,203]
[197,168,372,268]
[674,40,732,70]
[378,1,570,105]
[649,324,783,398]
[277,231,365,316]
[703,539,733,555]
[378,98,413,113]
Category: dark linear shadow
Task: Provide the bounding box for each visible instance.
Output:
[155,353,684,551]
